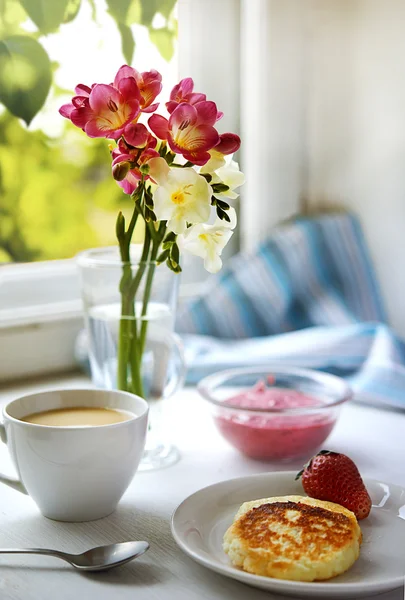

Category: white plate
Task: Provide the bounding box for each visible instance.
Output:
[171,471,405,598]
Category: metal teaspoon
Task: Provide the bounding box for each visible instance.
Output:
[0,541,149,571]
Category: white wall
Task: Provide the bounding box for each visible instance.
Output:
[178,0,405,335]
[178,0,241,283]
[240,0,306,251]
[305,0,405,335]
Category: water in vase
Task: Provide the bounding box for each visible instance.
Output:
[88,301,175,399]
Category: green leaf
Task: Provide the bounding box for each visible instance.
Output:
[18,0,70,33]
[126,0,141,24]
[118,22,134,64]
[140,0,158,25]
[106,0,132,23]
[140,0,176,26]
[158,0,176,19]
[63,0,81,23]
[0,0,27,37]
[149,27,175,62]
[87,0,96,21]
[0,36,52,125]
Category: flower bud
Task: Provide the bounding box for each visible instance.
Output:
[212,183,230,193]
[170,243,180,267]
[217,207,231,222]
[163,231,176,244]
[112,161,131,181]
[115,211,126,241]
[156,249,170,264]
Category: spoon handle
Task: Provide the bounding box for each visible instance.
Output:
[0,548,72,563]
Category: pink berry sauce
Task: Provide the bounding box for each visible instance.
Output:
[214,380,336,461]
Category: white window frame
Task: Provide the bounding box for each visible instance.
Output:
[0,260,83,381]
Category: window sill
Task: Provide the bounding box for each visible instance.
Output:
[0,315,83,382]
[0,300,82,329]
[0,257,205,383]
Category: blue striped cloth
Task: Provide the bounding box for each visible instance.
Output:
[177,213,405,409]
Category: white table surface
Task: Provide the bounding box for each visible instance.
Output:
[0,373,403,600]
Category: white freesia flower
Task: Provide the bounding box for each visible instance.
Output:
[148,156,170,184]
[199,149,227,174]
[179,207,237,273]
[148,157,212,234]
[212,159,245,200]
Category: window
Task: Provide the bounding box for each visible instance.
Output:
[0,0,178,263]
[0,0,179,381]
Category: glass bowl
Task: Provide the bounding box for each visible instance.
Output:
[197,366,351,462]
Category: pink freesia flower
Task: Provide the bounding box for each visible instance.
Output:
[215,132,241,154]
[166,77,223,121]
[114,65,162,113]
[123,122,156,148]
[166,78,205,113]
[59,84,92,118]
[112,137,159,195]
[59,78,141,139]
[148,101,220,166]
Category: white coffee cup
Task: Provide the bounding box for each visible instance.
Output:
[0,388,148,522]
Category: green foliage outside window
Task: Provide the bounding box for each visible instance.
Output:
[0,0,177,262]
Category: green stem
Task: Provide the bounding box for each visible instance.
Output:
[117,250,134,391]
[117,293,132,391]
[129,310,143,396]
[139,222,167,357]
[127,226,151,397]
[125,202,140,246]
[116,183,145,393]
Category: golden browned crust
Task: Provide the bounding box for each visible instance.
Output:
[235,501,355,561]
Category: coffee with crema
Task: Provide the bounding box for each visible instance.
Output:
[22,407,132,427]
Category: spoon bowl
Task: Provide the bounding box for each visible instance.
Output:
[68,541,150,571]
[69,542,149,571]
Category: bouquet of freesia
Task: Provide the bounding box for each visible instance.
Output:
[60,65,244,397]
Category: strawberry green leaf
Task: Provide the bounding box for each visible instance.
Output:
[295,469,305,481]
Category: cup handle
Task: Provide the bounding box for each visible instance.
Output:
[162,333,187,400]
[0,424,28,495]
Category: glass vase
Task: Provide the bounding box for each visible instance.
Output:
[77,246,186,470]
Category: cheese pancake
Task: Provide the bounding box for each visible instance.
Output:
[223,495,362,581]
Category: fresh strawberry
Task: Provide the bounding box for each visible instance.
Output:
[296,450,372,520]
